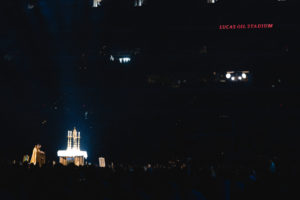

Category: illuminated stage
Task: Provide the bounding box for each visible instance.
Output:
[57,128,87,166]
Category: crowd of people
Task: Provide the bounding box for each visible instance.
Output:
[1,154,299,200]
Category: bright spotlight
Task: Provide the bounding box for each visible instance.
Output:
[119,57,131,63]
[238,76,242,80]
[242,73,247,79]
[231,77,235,81]
[226,73,231,79]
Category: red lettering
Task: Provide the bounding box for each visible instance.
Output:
[219,23,274,30]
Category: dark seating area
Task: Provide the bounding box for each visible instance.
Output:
[1,154,299,200]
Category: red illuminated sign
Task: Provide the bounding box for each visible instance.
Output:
[219,24,274,30]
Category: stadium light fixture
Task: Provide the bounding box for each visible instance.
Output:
[226,73,231,79]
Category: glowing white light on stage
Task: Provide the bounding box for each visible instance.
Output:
[57,128,88,166]
[57,149,88,159]
[242,73,247,79]
[231,77,235,81]
[238,76,242,80]
[226,73,231,79]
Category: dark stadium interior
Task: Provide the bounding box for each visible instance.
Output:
[1,1,300,199]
